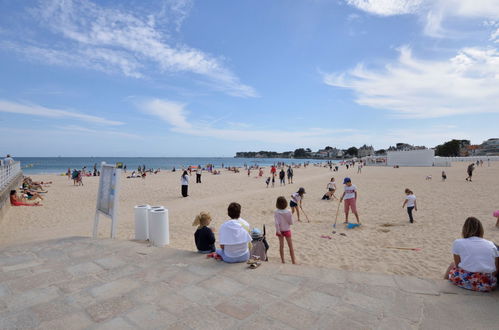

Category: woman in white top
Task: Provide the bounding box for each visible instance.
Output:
[181,170,189,197]
[217,202,252,263]
[444,217,499,292]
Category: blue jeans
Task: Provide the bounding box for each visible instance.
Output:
[216,248,249,263]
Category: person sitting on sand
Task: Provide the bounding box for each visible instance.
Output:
[444,217,498,292]
[275,196,296,264]
[216,203,252,263]
[322,177,337,200]
[340,177,360,224]
[192,212,216,253]
[10,190,41,206]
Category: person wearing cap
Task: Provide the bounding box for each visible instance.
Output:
[340,177,360,224]
[290,187,306,222]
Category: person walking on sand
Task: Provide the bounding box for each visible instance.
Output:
[274,196,296,264]
[287,166,293,184]
[402,188,417,223]
[290,187,306,222]
[196,165,202,183]
[181,170,189,197]
[465,163,475,182]
[442,170,447,181]
[279,168,286,186]
[340,177,360,224]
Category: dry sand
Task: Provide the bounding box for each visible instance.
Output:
[1,162,498,279]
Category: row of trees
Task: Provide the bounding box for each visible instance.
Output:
[434,139,470,157]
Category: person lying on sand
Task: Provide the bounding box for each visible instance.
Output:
[10,190,41,206]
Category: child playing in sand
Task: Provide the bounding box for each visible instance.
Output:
[402,188,417,223]
[192,212,216,253]
[340,178,360,224]
[265,177,270,188]
[275,196,296,264]
[290,187,305,222]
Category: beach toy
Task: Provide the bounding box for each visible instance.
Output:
[493,210,499,217]
[346,223,360,229]
[333,202,341,228]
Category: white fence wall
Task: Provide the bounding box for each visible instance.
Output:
[435,156,499,163]
[0,162,22,191]
[387,149,435,167]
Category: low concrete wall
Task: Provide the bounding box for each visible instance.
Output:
[0,173,23,221]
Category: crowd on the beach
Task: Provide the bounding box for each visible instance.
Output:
[187,159,499,292]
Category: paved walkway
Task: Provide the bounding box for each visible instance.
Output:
[0,237,497,329]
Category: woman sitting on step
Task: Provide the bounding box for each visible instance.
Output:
[444,217,498,292]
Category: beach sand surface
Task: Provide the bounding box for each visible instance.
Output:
[1,162,498,279]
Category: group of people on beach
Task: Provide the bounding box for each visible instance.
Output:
[10,177,50,206]
[193,200,296,266]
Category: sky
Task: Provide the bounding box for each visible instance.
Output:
[1,0,499,157]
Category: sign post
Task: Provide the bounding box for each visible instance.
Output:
[93,162,121,238]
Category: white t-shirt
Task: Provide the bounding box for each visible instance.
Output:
[220,218,251,258]
[4,157,14,165]
[291,192,302,203]
[452,237,499,273]
[343,184,357,200]
[405,194,416,207]
[327,182,336,190]
[196,168,202,175]
[181,175,189,185]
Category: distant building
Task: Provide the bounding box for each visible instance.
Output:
[317,147,339,158]
[358,145,374,158]
[387,149,435,167]
[465,145,481,156]
[479,138,499,156]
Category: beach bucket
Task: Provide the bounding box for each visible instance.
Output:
[148,208,169,247]
[134,205,150,240]
[493,210,499,217]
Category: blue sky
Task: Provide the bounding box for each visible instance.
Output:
[1,0,499,156]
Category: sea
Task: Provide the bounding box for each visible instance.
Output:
[16,157,328,175]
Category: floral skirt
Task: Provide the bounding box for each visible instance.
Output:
[448,266,497,292]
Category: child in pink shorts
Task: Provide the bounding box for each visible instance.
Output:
[340,177,360,224]
[274,196,296,264]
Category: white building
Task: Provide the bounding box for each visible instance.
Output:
[387,149,435,167]
[358,145,374,158]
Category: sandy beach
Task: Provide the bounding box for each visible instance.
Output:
[2,162,498,280]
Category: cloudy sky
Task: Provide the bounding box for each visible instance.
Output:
[1,0,498,156]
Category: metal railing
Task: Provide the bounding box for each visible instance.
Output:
[0,161,22,191]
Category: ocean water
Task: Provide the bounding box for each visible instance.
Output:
[16,157,327,175]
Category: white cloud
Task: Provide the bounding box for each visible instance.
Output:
[323,46,499,118]
[0,99,123,125]
[5,0,256,97]
[139,98,357,145]
[346,0,423,16]
[346,0,499,37]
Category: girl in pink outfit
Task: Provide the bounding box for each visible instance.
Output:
[274,196,296,264]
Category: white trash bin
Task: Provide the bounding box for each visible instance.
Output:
[148,207,169,247]
[134,205,150,240]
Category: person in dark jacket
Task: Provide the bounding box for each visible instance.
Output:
[193,212,216,253]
